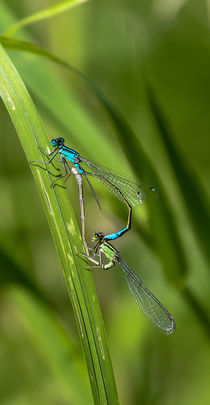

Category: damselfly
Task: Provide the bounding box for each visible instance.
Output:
[82,232,175,335]
[31,138,155,252]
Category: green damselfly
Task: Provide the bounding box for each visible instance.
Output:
[82,232,175,335]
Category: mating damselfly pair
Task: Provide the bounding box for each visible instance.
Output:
[31,137,175,335]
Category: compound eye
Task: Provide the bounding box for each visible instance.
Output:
[50,139,57,146]
[95,232,104,240]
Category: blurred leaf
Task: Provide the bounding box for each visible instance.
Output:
[0,44,118,404]
[0,36,83,71]
[147,83,210,266]
[182,286,210,337]
[7,286,93,405]
[0,245,50,305]
[4,0,89,37]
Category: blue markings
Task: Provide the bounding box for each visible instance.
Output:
[74,163,83,174]
[104,227,128,241]
[59,147,84,176]
[61,150,76,163]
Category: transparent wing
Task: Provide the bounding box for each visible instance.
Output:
[80,156,156,207]
[118,257,175,335]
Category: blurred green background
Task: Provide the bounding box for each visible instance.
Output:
[0,0,210,404]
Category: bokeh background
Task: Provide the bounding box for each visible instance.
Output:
[0,0,210,404]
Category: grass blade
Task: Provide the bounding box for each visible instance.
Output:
[0,43,119,405]
[4,0,89,37]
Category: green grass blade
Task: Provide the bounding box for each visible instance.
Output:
[147,84,210,266]
[0,36,82,70]
[0,43,119,405]
[4,0,89,37]
[7,286,93,405]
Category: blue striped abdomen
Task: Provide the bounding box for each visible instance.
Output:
[59,148,84,174]
[60,149,76,163]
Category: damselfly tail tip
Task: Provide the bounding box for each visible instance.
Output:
[164,316,176,336]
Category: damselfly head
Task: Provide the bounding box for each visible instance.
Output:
[93,232,105,242]
[51,137,65,147]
